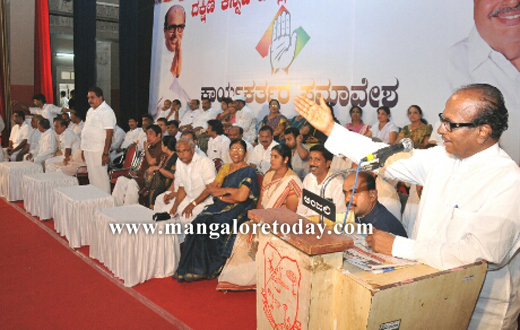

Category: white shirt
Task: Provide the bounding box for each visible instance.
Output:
[59,128,80,155]
[70,120,84,139]
[9,122,32,148]
[174,152,216,208]
[29,104,62,122]
[179,109,200,127]
[27,128,41,155]
[291,145,310,181]
[296,170,346,218]
[35,129,58,159]
[371,121,398,144]
[136,129,148,151]
[192,108,217,130]
[110,125,126,151]
[81,101,116,152]
[207,134,232,164]
[250,140,278,174]
[447,27,520,164]
[235,105,257,143]
[60,96,69,108]
[325,123,520,329]
[156,108,172,122]
[121,127,143,149]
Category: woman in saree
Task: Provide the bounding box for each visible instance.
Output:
[142,135,177,208]
[345,105,372,137]
[260,99,288,141]
[395,105,433,148]
[174,138,260,282]
[258,144,302,211]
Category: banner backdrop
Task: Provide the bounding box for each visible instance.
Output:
[149,0,520,163]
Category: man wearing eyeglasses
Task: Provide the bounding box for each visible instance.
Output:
[294,83,520,329]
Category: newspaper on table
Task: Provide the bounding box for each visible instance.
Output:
[343,234,417,273]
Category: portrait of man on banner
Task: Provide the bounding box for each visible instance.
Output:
[149,4,191,120]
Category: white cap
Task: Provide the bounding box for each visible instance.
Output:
[232,95,246,102]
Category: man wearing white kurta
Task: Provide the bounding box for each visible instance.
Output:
[294,84,520,330]
[110,117,142,163]
[69,110,84,139]
[27,118,58,166]
[81,87,116,194]
[109,125,125,157]
[25,116,42,161]
[296,144,346,218]
[206,120,231,164]
[154,138,216,225]
[45,118,80,172]
[5,111,32,161]
[233,95,256,143]
[249,126,278,174]
[26,94,64,122]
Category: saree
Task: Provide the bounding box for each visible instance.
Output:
[145,153,177,208]
[261,114,288,140]
[175,165,260,280]
[398,124,433,148]
[345,122,371,136]
[261,169,303,209]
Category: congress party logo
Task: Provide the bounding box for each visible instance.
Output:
[256,6,310,75]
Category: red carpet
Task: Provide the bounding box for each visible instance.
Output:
[0,199,256,329]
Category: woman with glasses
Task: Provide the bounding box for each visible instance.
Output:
[258,144,302,212]
[346,106,372,137]
[174,139,260,282]
[260,99,288,141]
[396,105,433,148]
[371,106,399,144]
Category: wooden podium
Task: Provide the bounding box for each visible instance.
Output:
[249,209,487,330]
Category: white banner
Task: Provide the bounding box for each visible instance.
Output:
[149,0,520,163]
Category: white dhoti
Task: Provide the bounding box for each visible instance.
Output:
[154,191,207,226]
[48,150,86,175]
[45,155,64,172]
[84,150,110,194]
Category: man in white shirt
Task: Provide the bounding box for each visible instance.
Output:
[447,1,520,164]
[81,87,116,193]
[110,125,126,156]
[18,115,42,161]
[155,99,173,122]
[4,111,32,161]
[283,127,309,180]
[180,130,206,157]
[233,95,256,143]
[249,126,278,174]
[166,119,181,140]
[296,144,346,218]
[59,91,69,109]
[206,119,231,163]
[69,109,85,139]
[192,97,217,135]
[154,138,216,225]
[26,118,58,167]
[45,118,81,172]
[12,94,65,123]
[179,99,200,132]
[110,117,142,164]
[228,126,253,163]
[294,84,520,330]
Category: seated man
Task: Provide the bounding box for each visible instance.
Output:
[45,118,80,172]
[296,144,346,218]
[15,115,41,161]
[112,124,164,207]
[343,171,407,237]
[154,138,216,225]
[166,120,181,140]
[206,119,231,163]
[4,111,31,161]
[157,117,168,136]
[109,125,125,157]
[109,116,142,165]
[283,127,309,181]
[136,114,154,151]
[180,129,206,156]
[69,109,84,139]
[249,126,278,174]
[26,118,58,167]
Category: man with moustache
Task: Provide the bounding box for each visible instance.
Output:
[4,111,31,161]
[296,144,346,218]
[81,87,116,194]
[283,127,310,180]
[45,118,80,171]
[249,126,278,174]
[448,0,520,163]
[110,116,143,164]
[343,171,407,237]
[294,84,520,329]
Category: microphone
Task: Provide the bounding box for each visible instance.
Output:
[360,138,413,165]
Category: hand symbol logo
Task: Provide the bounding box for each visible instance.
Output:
[269,10,297,75]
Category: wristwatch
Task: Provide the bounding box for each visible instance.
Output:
[191,200,197,207]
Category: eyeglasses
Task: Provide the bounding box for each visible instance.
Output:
[438,113,478,132]
[230,147,245,153]
[165,24,185,33]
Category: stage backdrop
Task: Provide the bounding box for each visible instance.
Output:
[148,0,520,164]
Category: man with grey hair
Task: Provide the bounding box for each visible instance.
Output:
[154,137,216,225]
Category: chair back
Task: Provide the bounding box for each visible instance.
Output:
[213,158,224,172]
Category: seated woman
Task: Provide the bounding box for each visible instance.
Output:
[395,105,432,148]
[260,99,288,142]
[143,135,177,208]
[258,144,302,211]
[345,105,372,137]
[174,139,260,282]
[371,106,398,144]
[220,104,238,136]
